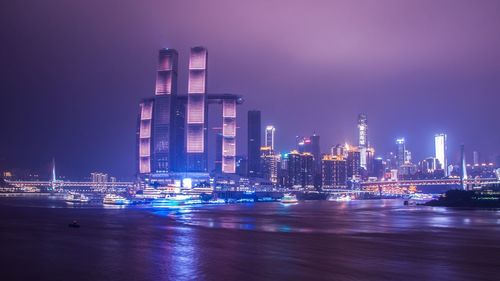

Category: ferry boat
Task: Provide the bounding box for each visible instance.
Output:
[281,193,298,204]
[135,187,162,200]
[206,198,226,204]
[65,192,90,203]
[103,194,131,205]
[328,195,352,202]
[151,194,193,207]
[409,193,435,201]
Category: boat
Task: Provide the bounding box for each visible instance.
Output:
[206,198,226,204]
[237,198,254,203]
[68,220,80,228]
[281,193,298,204]
[65,192,90,203]
[409,193,435,201]
[328,195,352,202]
[151,194,193,207]
[135,187,162,200]
[103,194,131,205]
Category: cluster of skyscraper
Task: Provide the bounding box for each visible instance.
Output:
[242,113,376,190]
[136,47,498,189]
[137,47,242,184]
[244,112,494,190]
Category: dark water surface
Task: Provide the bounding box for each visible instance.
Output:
[0,197,499,281]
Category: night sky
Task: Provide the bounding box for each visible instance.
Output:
[1,0,499,179]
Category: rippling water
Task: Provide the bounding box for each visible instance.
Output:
[0,197,499,281]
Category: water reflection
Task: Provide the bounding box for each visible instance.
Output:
[164,200,500,235]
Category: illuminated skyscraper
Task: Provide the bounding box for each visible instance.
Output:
[330,144,344,157]
[137,47,243,181]
[137,49,183,176]
[434,134,447,176]
[260,146,278,184]
[396,138,406,167]
[138,98,154,174]
[152,48,179,173]
[473,151,480,166]
[358,114,368,169]
[222,99,237,173]
[321,155,347,189]
[248,110,261,177]
[346,146,361,180]
[215,133,223,173]
[265,125,275,150]
[296,134,321,176]
[186,47,208,172]
[286,151,302,187]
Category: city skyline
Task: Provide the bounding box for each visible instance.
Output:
[2,0,500,178]
[2,3,500,281]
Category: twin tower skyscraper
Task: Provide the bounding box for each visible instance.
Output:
[137,47,241,180]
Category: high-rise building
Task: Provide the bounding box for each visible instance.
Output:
[247,110,261,177]
[434,134,447,176]
[265,125,276,150]
[366,147,375,177]
[396,138,406,167]
[300,153,314,188]
[473,151,480,166]
[137,49,186,176]
[286,151,302,187]
[404,150,412,164]
[420,157,439,174]
[215,133,223,173]
[372,157,385,179]
[358,114,368,169]
[186,46,208,172]
[346,146,361,180]
[152,48,179,173]
[310,134,321,175]
[260,146,278,184]
[137,47,243,181]
[222,99,237,173]
[296,135,321,174]
[321,155,347,189]
[331,144,344,157]
[138,98,154,174]
[286,150,314,188]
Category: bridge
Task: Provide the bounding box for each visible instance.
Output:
[5,180,135,190]
[361,178,499,189]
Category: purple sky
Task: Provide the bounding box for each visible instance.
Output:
[1,0,500,179]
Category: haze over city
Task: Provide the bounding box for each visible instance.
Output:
[2,1,500,281]
[2,0,500,179]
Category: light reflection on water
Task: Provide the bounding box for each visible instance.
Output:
[162,200,500,235]
[1,197,500,281]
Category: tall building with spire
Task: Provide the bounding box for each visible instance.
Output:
[358,114,368,169]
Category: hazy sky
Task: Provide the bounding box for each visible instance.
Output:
[1,0,499,179]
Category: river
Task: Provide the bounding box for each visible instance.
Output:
[0,197,498,280]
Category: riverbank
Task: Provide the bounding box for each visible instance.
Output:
[426,188,500,208]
